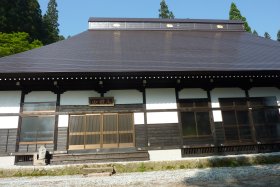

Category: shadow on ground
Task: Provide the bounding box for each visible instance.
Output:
[183,164,280,187]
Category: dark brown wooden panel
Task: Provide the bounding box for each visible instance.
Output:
[135,125,146,148]
[147,123,181,148]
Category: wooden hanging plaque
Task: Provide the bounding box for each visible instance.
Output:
[89,97,115,106]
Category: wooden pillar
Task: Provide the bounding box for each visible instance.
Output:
[15,90,28,152]
[142,87,148,148]
[53,91,61,151]
[175,87,184,147]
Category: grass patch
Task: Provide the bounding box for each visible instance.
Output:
[0,154,279,178]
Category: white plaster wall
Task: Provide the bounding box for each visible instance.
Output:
[0,116,19,129]
[249,87,280,105]
[105,90,143,104]
[61,91,99,105]
[58,115,69,127]
[148,149,182,161]
[25,91,56,102]
[0,91,21,113]
[147,112,178,124]
[134,112,144,125]
[146,88,177,110]
[0,156,15,167]
[179,88,207,99]
[211,88,245,122]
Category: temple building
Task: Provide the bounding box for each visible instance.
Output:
[0,18,280,165]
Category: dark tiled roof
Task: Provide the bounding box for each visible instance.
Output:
[0,24,280,74]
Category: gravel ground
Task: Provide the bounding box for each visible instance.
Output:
[0,164,279,187]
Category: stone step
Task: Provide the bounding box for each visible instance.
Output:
[83,166,115,174]
[84,172,113,177]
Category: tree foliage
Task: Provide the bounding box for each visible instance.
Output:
[0,32,43,57]
[277,30,280,42]
[159,0,175,19]
[253,30,258,36]
[43,0,60,44]
[0,0,44,41]
[264,32,271,39]
[229,2,251,33]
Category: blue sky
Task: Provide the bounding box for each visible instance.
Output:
[38,0,280,40]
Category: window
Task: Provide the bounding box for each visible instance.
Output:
[20,116,55,143]
[22,102,56,113]
[19,102,56,144]
[250,97,280,140]
[180,99,212,137]
[220,98,253,142]
[220,97,280,142]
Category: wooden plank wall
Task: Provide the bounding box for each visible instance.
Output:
[147,123,181,148]
[134,125,146,148]
[0,129,17,156]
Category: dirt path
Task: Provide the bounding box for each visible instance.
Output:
[0,164,279,187]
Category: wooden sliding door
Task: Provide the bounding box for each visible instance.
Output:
[68,113,134,150]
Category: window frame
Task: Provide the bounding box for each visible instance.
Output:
[19,102,57,145]
[179,99,212,138]
[219,96,280,143]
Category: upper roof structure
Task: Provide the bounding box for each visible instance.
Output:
[0,17,280,76]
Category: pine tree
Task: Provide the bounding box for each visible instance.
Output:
[159,0,175,19]
[169,11,175,19]
[43,0,60,44]
[264,32,271,39]
[229,2,251,33]
[277,30,280,42]
[0,0,44,41]
[253,30,258,36]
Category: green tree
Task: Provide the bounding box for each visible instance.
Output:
[169,11,175,19]
[264,32,271,39]
[0,32,43,57]
[0,0,44,41]
[43,0,60,44]
[229,2,251,33]
[277,30,280,42]
[159,0,175,19]
[253,30,258,36]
